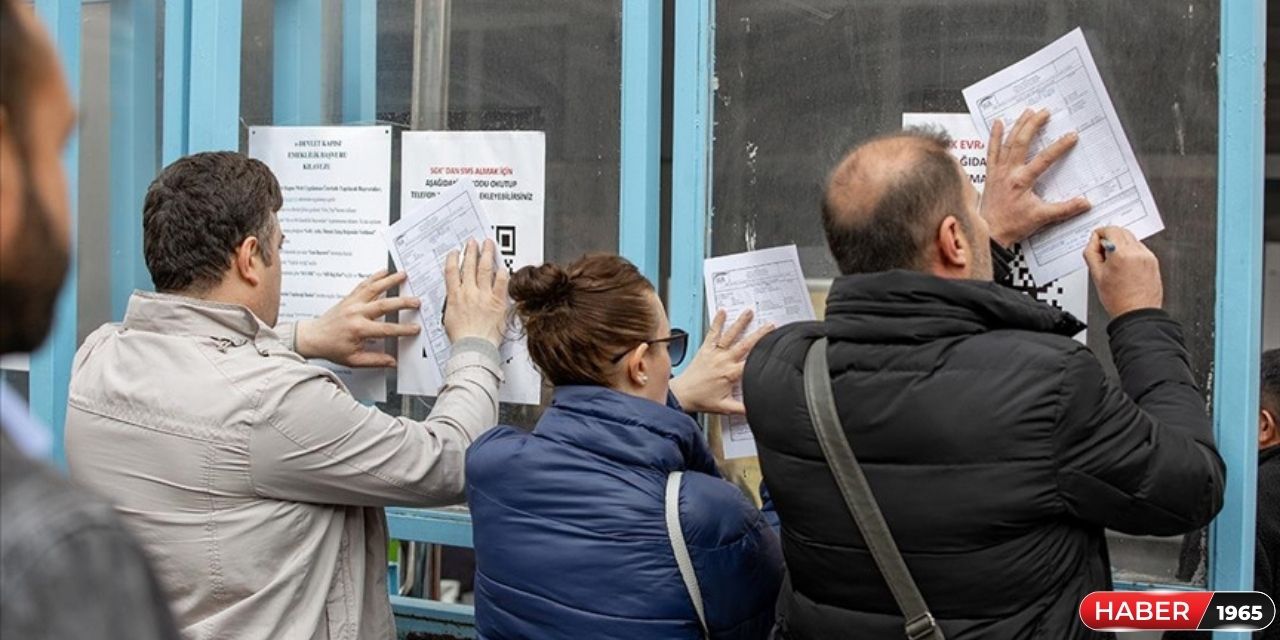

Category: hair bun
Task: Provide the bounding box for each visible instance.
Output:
[510,263,575,313]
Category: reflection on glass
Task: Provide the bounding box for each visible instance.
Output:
[712,0,1219,586]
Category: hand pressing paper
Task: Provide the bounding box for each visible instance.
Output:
[383,179,542,405]
[703,245,815,459]
[963,27,1163,285]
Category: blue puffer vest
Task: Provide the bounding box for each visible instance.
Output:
[467,385,783,640]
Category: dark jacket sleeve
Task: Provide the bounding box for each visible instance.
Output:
[683,473,784,639]
[1256,451,1280,616]
[6,523,181,640]
[992,241,1017,286]
[1052,309,1225,536]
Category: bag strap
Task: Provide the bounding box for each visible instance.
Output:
[665,471,710,638]
[803,339,944,640]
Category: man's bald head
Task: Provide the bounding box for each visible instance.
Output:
[821,127,970,275]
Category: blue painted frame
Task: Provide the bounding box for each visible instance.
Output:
[187,0,241,153]
[618,0,663,283]
[161,0,191,165]
[108,0,158,318]
[273,0,324,125]
[668,0,714,372]
[161,0,243,159]
[29,0,81,468]
[1210,0,1266,622]
[341,0,376,123]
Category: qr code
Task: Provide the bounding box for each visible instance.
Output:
[494,225,517,271]
[1009,244,1070,311]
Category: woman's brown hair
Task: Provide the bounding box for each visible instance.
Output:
[509,254,657,387]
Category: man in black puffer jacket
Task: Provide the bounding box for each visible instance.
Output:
[744,114,1226,639]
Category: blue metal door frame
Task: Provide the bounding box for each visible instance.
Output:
[29,0,81,469]
[1210,0,1266,618]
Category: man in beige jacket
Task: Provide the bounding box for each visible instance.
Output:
[64,151,511,640]
[65,151,763,640]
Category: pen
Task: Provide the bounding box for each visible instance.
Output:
[1100,239,1117,254]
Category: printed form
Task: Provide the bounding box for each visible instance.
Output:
[963,27,1163,285]
[384,180,541,404]
[704,245,815,459]
[385,181,490,384]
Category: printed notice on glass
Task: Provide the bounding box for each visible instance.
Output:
[704,245,815,459]
[385,180,541,406]
[395,131,545,406]
[963,27,1163,285]
[249,125,391,402]
[902,113,1087,343]
[902,113,989,191]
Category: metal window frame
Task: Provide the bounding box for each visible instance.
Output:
[1209,1,1265,629]
[29,0,81,469]
[668,0,714,368]
[666,0,1267,618]
[272,0,325,126]
[108,0,157,318]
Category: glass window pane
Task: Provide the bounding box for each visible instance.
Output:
[239,1,623,428]
[712,1,1219,586]
[78,1,112,344]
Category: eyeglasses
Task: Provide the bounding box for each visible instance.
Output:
[610,328,689,368]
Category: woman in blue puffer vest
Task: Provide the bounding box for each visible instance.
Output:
[466,254,784,640]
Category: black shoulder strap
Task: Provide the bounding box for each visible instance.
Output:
[802,338,945,640]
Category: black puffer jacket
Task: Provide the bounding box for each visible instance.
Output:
[744,270,1225,639]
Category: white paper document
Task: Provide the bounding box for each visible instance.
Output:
[385,180,541,406]
[395,131,546,406]
[902,113,1088,342]
[963,27,1163,285]
[704,245,815,459]
[248,125,391,402]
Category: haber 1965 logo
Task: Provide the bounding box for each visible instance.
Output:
[1080,591,1275,632]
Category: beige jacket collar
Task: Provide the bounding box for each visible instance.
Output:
[122,290,293,355]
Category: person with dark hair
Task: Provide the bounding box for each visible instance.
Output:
[465,254,784,639]
[0,2,179,638]
[1258,348,1280,639]
[745,111,1225,638]
[62,150,512,638]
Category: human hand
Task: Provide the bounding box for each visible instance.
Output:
[669,309,774,415]
[295,270,421,368]
[443,238,510,348]
[981,108,1092,248]
[1083,226,1163,318]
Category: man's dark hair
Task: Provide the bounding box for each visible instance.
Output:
[1263,348,1280,416]
[822,126,969,275]
[143,152,283,293]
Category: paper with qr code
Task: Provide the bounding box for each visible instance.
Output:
[395,132,546,405]
[903,112,1087,344]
